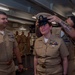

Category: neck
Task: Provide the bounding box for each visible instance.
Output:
[44,32,51,39]
[0,27,5,31]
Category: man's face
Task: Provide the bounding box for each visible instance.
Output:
[0,14,8,28]
[66,18,74,27]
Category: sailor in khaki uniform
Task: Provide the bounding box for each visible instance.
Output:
[33,13,69,75]
[19,31,27,56]
[47,15,75,75]
[0,29,17,75]
[0,11,23,75]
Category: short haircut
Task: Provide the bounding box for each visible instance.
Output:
[0,11,7,16]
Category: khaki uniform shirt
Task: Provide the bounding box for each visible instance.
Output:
[0,29,18,72]
[33,35,69,75]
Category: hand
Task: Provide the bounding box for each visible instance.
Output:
[47,15,62,23]
[18,64,24,72]
[35,20,39,26]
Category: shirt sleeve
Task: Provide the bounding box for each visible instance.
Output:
[59,39,69,58]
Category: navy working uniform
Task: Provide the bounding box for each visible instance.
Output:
[33,35,69,75]
[0,29,18,75]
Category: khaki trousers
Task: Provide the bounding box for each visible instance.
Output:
[0,61,15,75]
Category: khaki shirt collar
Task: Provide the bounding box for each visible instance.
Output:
[0,31,4,35]
[38,34,55,44]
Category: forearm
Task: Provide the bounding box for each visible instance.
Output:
[63,57,68,75]
[48,16,72,33]
[48,15,75,38]
[14,47,22,63]
[59,20,75,39]
[59,20,72,32]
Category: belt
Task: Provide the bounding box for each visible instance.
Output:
[40,63,61,68]
[0,60,13,65]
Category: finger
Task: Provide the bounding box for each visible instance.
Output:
[48,17,55,22]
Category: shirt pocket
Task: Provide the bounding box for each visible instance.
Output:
[47,45,60,57]
[35,46,46,57]
[7,38,14,48]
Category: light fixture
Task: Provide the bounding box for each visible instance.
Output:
[72,12,75,15]
[32,16,36,19]
[19,26,26,31]
[0,6,9,11]
[52,22,56,24]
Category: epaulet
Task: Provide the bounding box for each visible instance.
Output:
[5,29,14,38]
[36,36,43,41]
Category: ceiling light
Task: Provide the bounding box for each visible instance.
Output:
[0,6,9,11]
[52,22,56,24]
[32,16,36,19]
[72,12,75,15]
[19,26,26,31]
